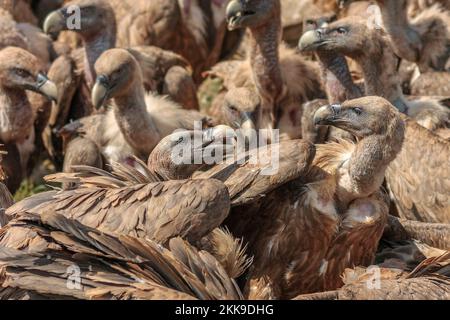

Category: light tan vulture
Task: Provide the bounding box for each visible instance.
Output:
[0,47,57,193]
[59,48,211,172]
[294,252,450,300]
[299,17,450,223]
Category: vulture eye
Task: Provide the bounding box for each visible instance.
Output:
[229,105,238,112]
[352,107,362,115]
[306,20,315,26]
[13,68,31,78]
[336,27,348,35]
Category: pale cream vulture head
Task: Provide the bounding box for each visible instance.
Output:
[91,48,142,108]
[0,46,57,101]
[314,96,405,139]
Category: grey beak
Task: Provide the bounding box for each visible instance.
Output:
[35,73,58,102]
[314,104,341,125]
[91,75,110,109]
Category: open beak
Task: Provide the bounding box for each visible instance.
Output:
[299,30,326,52]
[226,0,243,30]
[314,104,341,125]
[91,75,110,109]
[43,10,66,37]
[35,73,58,102]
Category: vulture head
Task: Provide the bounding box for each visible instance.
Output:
[0,47,57,101]
[222,87,261,131]
[148,126,236,180]
[299,16,377,58]
[303,11,337,32]
[91,48,141,108]
[314,96,405,139]
[43,0,115,40]
[226,0,280,31]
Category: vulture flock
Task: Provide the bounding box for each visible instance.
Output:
[0,0,449,301]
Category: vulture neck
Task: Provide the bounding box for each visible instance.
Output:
[0,86,32,142]
[344,116,404,207]
[316,51,362,103]
[113,79,161,157]
[83,29,116,88]
[248,13,284,109]
[377,0,421,63]
[354,37,409,113]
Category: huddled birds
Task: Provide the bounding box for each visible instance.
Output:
[0,0,449,300]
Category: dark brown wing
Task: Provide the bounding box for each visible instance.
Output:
[7,167,230,244]
[195,140,315,206]
[386,118,450,223]
[0,212,242,300]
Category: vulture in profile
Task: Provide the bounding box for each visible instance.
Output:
[0,46,57,192]
[373,0,450,96]
[0,212,244,300]
[60,48,211,171]
[5,126,234,244]
[207,0,324,139]
[384,216,450,250]
[299,18,450,223]
[299,16,450,137]
[217,96,404,299]
[43,0,199,144]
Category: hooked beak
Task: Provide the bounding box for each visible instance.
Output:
[34,73,58,101]
[91,75,110,109]
[226,0,255,31]
[298,30,326,52]
[43,10,66,37]
[314,104,341,125]
[240,112,257,131]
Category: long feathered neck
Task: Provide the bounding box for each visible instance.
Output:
[354,35,408,113]
[113,75,161,157]
[316,51,362,103]
[83,28,117,88]
[247,8,283,107]
[377,0,422,63]
[348,114,405,201]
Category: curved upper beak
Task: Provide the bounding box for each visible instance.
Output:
[299,30,324,52]
[43,10,66,37]
[91,75,110,109]
[35,73,58,102]
[314,104,341,125]
[240,112,257,131]
[226,0,244,31]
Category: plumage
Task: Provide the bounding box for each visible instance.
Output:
[61,48,211,170]
[208,0,324,139]
[0,212,243,300]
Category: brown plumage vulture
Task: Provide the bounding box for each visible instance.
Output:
[207,0,324,139]
[299,19,450,223]
[0,46,57,192]
[43,0,199,129]
[0,212,243,300]
[6,127,233,245]
[294,252,450,300]
[218,96,405,299]
[116,0,230,83]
